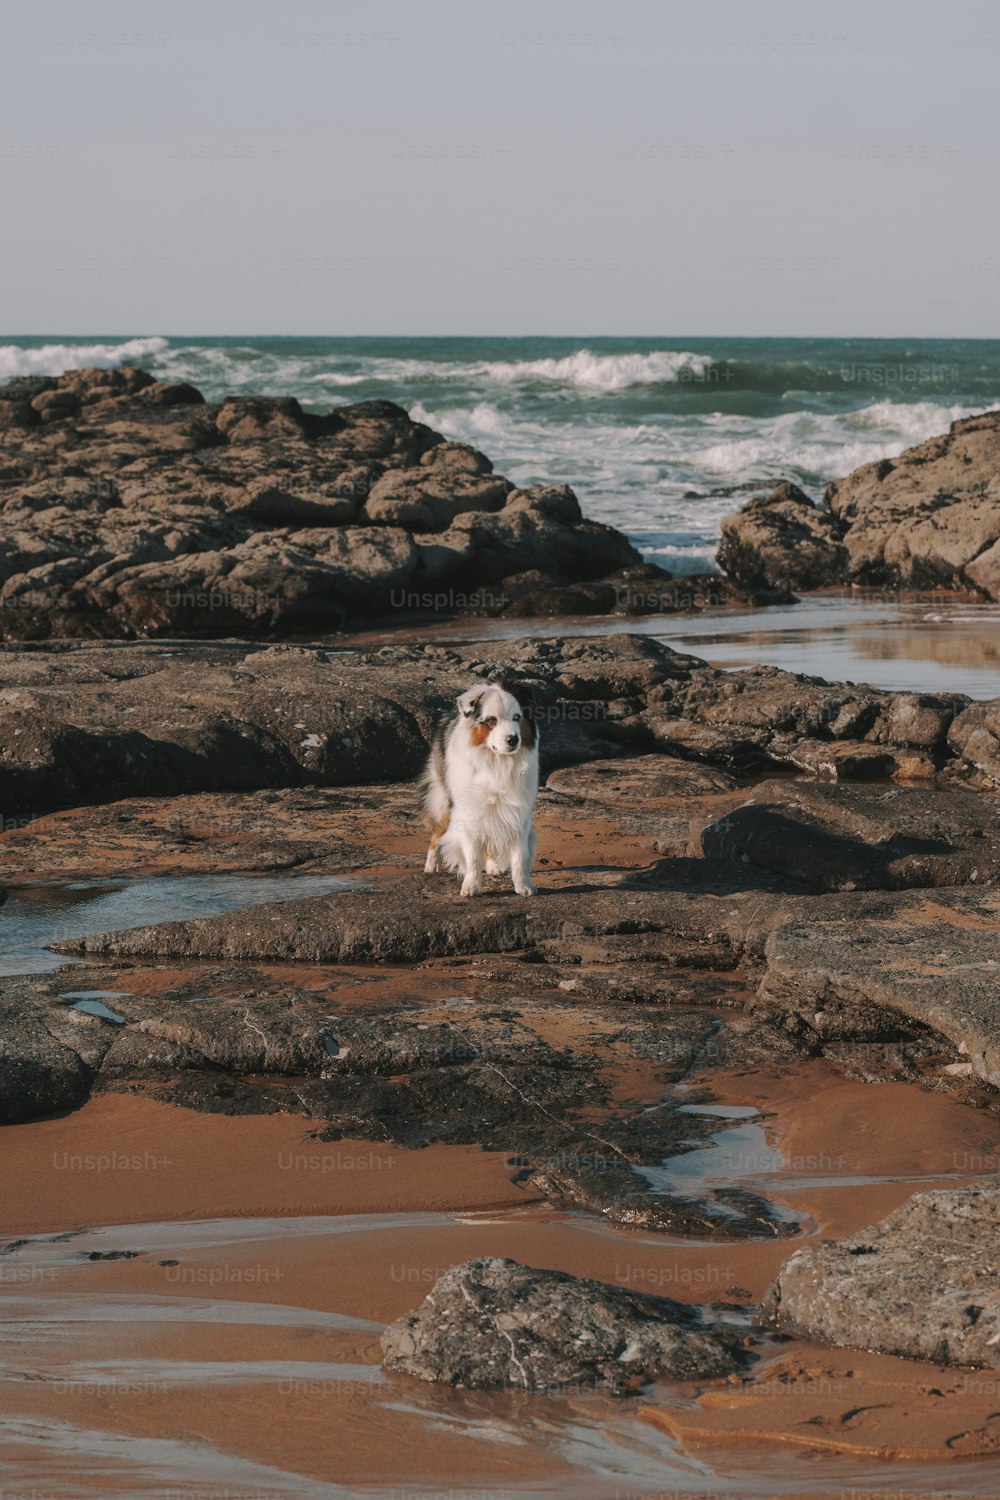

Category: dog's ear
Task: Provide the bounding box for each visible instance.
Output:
[457,685,485,719]
[508,680,537,720]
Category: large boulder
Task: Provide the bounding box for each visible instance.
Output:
[716,481,848,591]
[766,1186,1000,1368]
[718,410,1000,598]
[381,1256,739,1393]
[825,409,1000,593]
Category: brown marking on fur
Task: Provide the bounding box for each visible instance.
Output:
[470,722,492,747]
[520,714,536,750]
[428,808,451,845]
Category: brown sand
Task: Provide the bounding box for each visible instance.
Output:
[0,1094,540,1236]
[4,1071,1000,1496]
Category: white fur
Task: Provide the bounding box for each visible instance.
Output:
[422,683,539,898]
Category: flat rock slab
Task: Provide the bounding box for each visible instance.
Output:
[755,886,1000,1086]
[381,1256,740,1393]
[692,780,1000,892]
[50,876,747,969]
[767,1186,1000,1368]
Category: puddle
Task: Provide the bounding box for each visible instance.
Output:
[66,999,128,1023]
[0,872,358,976]
[641,1102,973,1226]
[346,595,1000,699]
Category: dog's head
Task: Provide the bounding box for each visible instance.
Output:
[458,681,535,756]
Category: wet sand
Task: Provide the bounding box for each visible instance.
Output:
[4,744,1000,1496]
[4,1067,1000,1497]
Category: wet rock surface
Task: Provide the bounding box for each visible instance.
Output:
[381,1255,742,1393]
[0,959,788,1237]
[718,408,1000,598]
[767,1186,1000,1367]
[754,886,1000,1088]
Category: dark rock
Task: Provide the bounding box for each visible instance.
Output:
[753,886,1000,1086]
[49,878,742,967]
[948,698,1000,792]
[381,1256,740,1393]
[0,999,94,1123]
[691,781,1000,892]
[766,1186,1000,1367]
[0,634,700,823]
[0,367,647,637]
[717,481,848,591]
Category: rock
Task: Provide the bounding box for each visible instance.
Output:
[691,781,1000,891]
[0,1001,94,1123]
[753,886,1000,1085]
[766,1186,1000,1367]
[719,410,1000,598]
[655,664,966,777]
[546,755,740,855]
[380,1256,740,1393]
[782,739,901,780]
[0,635,700,823]
[0,368,647,639]
[716,481,848,591]
[948,698,1000,791]
[48,877,743,967]
[826,410,1000,592]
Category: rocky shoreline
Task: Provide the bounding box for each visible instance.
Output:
[719,408,1000,600]
[3,373,1000,1483]
[0,364,785,643]
[2,629,1000,1413]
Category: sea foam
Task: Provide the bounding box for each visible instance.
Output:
[0,337,169,380]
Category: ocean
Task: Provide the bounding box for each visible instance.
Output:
[4,334,1000,574]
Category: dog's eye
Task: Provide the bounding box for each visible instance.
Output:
[482,716,497,728]
[513,714,521,722]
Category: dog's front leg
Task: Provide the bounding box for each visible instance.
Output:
[509,832,536,898]
[456,828,482,898]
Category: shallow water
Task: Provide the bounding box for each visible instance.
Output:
[642,1103,974,1230]
[349,593,1000,699]
[0,872,357,977]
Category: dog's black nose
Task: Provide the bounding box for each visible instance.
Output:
[507,734,519,749]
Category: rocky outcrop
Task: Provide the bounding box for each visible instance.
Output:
[691,781,1000,892]
[753,886,1000,1087]
[380,1257,740,1393]
[718,409,1000,598]
[766,1186,1000,1368]
[716,481,848,592]
[0,366,650,639]
[4,633,996,830]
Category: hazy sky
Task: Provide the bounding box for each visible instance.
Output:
[4,0,998,336]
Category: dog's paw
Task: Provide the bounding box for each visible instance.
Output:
[460,877,481,899]
[514,880,537,898]
[484,857,502,877]
[423,852,439,874]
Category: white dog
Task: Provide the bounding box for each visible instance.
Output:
[422,682,539,898]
